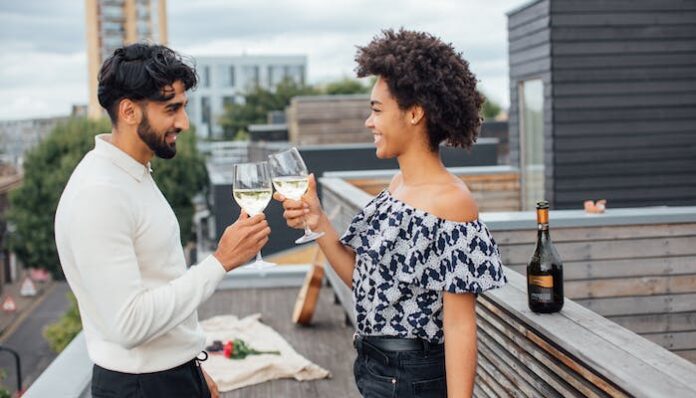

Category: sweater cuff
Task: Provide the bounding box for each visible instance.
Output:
[197,254,227,284]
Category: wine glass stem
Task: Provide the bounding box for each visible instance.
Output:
[303,216,314,235]
[256,251,264,263]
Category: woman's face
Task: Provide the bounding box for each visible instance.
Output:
[364,77,413,159]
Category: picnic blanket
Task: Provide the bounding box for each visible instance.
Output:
[200,314,331,392]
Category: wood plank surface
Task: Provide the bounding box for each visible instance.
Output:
[198,287,359,398]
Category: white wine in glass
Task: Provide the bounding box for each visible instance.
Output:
[232,162,275,269]
[268,147,325,244]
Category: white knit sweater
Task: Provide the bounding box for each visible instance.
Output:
[55,134,226,373]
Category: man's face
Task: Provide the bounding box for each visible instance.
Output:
[138,80,189,159]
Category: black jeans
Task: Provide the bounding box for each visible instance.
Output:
[91,358,210,398]
[353,335,447,398]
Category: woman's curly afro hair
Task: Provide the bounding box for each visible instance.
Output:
[355,29,484,151]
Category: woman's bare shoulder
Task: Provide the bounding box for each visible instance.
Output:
[430,182,479,223]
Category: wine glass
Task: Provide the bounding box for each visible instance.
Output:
[268,147,325,244]
[232,161,275,268]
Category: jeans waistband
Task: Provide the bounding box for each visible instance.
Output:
[353,334,443,366]
[355,334,441,352]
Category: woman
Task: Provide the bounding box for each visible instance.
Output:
[275,29,507,397]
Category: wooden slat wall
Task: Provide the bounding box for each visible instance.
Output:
[508,1,696,210]
[495,221,696,362]
[548,1,696,208]
[286,95,372,145]
[508,0,554,205]
[347,171,521,212]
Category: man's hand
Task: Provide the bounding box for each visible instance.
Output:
[201,366,219,398]
[213,211,271,271]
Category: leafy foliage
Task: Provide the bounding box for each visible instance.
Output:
[151,127,208,244]
[219,78,319,140]
[324,77,370,95]
[43,292,82,353]
[7,118,109,279]
[482,94,503,120]
[6,118,208,279]
[0,368,10,398]
[219,77,371,140]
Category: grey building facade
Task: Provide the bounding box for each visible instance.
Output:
[508,0,696,210]
[187,55,307,140]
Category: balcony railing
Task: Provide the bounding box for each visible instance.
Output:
[319,171,696,397]
[24,168,696,397]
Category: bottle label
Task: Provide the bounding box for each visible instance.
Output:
[529,275,553,288]
[529,275,554,303]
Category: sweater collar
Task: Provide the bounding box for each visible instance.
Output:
[94,134,152,182]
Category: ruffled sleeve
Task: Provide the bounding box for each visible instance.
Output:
[339,190,391,253]
[390,218,506,294]
[339,191,507,295]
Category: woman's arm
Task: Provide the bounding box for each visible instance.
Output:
[274,174,356,286]
[443,292,477,397]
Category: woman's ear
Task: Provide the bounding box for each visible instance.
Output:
[409,105,425,125]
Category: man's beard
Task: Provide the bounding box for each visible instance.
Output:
[137,113,180,159]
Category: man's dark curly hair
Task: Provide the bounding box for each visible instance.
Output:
[98,43,197,124]
[355,29,484,151]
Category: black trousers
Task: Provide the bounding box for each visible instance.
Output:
[353,335,447,398]
[91,358,211,398]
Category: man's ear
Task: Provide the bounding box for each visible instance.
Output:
[118,99,141,126]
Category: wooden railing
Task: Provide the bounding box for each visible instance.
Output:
[326,165,521,212]
[490,211,696,363]
[320,174,696,397]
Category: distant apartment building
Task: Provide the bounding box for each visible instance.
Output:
[85,0,168,119]
[186,55,307,140]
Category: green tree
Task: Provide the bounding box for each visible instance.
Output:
[6,117,209,279]
[482,94,503,120]
[218,76,374,140]
[219,78,319,140]
[324,77,370,95]
[43,292,82,353]
[6,118,109,279]
[151,127,208,245]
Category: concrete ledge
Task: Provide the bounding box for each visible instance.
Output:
[24,332,92,398]
[324,164,515,180]
[321,172,696,230]
[481,206,696,230]
[217,265,311,290]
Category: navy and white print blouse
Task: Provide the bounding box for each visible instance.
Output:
[340,190,507,344]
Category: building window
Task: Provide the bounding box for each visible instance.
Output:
[201,96,211,124]
[201,96,212,138]
[229,66,235,87]
[519,79,544,210]
[243,65,259,89]
[222,96,235,109]
[284,65,305,85]
[203,66,210,88]
[268,65,287,87]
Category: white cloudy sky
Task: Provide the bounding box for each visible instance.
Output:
[0,0,528,121]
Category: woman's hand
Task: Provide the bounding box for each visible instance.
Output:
[273,173,325,231]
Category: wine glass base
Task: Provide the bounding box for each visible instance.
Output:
[295,231,325,244]
[245,260,276,269]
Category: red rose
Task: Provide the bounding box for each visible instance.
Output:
[223,341,233,358]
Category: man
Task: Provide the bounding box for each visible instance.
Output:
[55,43,270,397]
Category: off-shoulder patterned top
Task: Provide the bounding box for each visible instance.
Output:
[340,190,508,344]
